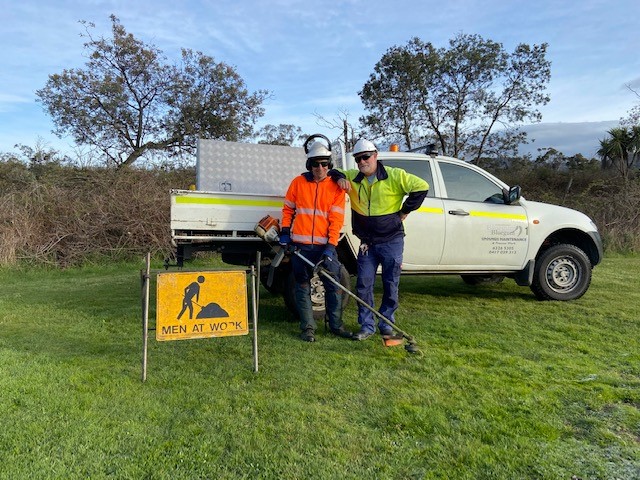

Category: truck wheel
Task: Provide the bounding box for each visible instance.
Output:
[283,266,351,320]
[461,274,505,285]
[259,265,287,295]
[530,244,592,301]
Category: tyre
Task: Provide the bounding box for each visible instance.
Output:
[530,244,592,301]
[283,265,351,320]
[259,264,286,295]
[461,274,505,285]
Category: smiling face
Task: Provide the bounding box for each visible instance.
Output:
[309,158,330,181]
[354,151,378,176]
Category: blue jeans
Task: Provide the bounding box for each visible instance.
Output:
[291,244,343,332]
[355,237,403,334]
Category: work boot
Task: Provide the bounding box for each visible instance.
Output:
[379,328,396,339]
[300,328,315,342]
[329,326,353,339]
[352,329,374,341]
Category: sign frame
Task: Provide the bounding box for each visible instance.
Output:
[140,252,260,381]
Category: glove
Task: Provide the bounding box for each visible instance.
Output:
[278,233,291,246]
[279,227,291,245]
[322,244,336,267]
[278,228,292,253]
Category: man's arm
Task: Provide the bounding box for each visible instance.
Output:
[328,169,351,193]
[327,186,346,246]
[398,169,429,215]
[281,179,298,229]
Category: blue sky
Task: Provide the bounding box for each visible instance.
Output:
[1,0,638,159]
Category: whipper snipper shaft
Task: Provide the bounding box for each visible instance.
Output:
[293,249,421,354]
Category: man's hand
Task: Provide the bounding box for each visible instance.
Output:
[279,228,292,252]
[278,233,291,246]
[322,244,336,267]
[337,178,351,192]
[399,212,408,221]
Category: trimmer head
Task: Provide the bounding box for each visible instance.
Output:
[404,342,420,354]
[382,333,420,354]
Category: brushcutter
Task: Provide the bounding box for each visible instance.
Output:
[254,215,421,354]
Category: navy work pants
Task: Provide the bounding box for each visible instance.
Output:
[355,236,403,334]
[291,244,343,332]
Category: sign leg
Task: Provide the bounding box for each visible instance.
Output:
[141,252,150,382]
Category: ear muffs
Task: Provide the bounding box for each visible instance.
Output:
[303,134,333,171]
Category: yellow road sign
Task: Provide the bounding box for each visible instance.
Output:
[156,271,248,341]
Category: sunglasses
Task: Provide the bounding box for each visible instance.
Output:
[354,153,374,163]
[311,161,330,168]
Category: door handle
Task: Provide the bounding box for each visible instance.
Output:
[448,209,469,216]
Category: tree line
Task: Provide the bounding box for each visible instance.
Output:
[25,15,637,175]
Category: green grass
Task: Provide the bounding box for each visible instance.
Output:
[1,257,639,479]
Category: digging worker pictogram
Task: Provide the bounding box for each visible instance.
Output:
[177,275,205,320]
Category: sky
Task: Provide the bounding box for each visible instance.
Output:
[1,0,639,161]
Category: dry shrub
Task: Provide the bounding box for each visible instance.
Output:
[0,164,194,266]
[1,160,638,267]
[574,179,640,252]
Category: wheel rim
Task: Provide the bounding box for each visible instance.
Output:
[545,256,581,293]
[310,275,325,311]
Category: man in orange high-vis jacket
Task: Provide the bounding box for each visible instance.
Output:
[280,138,352,342]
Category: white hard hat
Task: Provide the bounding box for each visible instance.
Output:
[353,138,377,155]
[306,142,331,160]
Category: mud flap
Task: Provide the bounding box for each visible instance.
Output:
[514,259,534,286]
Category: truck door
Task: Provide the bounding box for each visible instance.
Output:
[383,158,445,269]
[436,161,529,269]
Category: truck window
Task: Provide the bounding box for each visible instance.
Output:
[439,162,504,203]
[383,159,434,197]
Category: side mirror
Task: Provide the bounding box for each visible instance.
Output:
[504,185,521,205]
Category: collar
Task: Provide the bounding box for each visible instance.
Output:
[353,160,388,183]
[301,171,328,182]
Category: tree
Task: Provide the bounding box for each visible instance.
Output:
[255,124,306,146]
[314,109,364,153]
[597,126,640,180]
[535,147,566,171]
[621,84,640,128]
[359,34,551,165]
[36,15,268,168]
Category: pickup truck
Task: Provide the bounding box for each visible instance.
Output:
[170,139,603,317]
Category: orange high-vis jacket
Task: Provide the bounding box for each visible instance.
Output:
[281,172,345,246]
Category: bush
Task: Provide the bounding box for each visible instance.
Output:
[1,159,638,266]
[0,163,194,266]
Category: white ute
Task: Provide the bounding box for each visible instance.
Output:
[170,140,603,316]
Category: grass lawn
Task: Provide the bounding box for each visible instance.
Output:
[0,256,638,479]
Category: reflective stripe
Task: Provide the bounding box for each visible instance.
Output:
[330,205,344,214]
[176,196,283,208]
[469,211,527,220]
[291,233,329,244]
[297,207,329,218]
[417,207,444,214]
[414,206,526,221]
[284,199,295,208]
